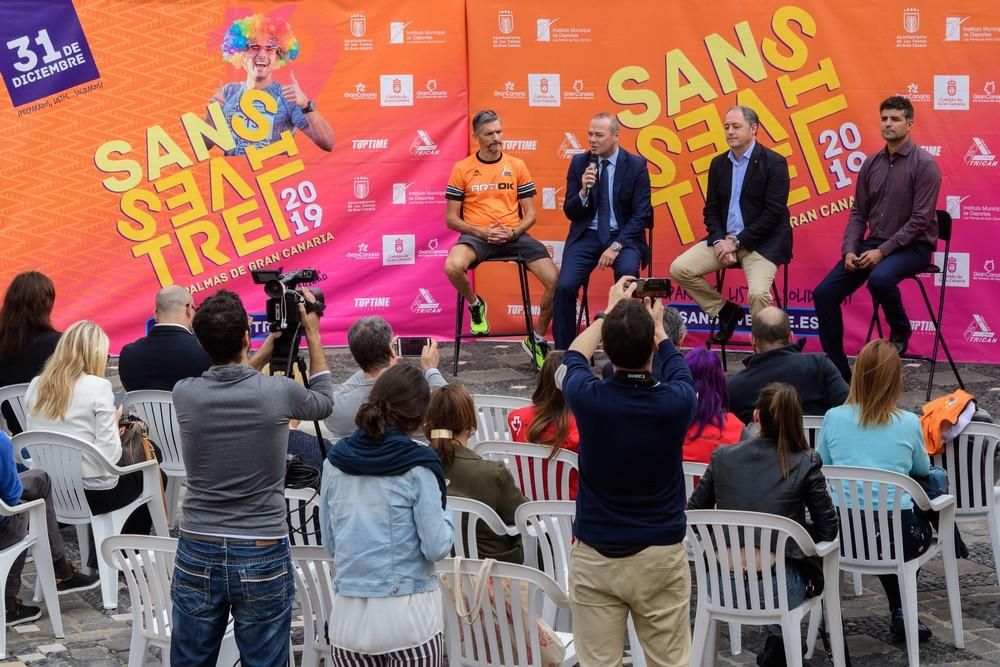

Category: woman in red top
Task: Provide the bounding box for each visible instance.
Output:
[683,348,744,464]
[507,351,579,499]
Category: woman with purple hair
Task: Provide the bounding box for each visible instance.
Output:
[682,348,744,463]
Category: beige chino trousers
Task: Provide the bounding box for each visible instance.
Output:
[669,242,777,317]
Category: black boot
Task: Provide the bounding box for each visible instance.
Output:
[711,301,744,344]
[890,609,932,642]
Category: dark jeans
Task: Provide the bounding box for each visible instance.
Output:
[553,229,640,349]
[813,238,932,380]
[843,508,933,613]
[83,470,153,569]
[171,536,294,667]
[0,469,73,603]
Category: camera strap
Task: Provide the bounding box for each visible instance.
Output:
[612,370,658,387]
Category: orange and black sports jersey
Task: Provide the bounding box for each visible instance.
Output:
[445,152,535,228]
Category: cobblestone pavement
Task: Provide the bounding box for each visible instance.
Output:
[2,341,998,666]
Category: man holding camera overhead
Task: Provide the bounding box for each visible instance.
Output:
[170,289,333,666]
[669,105,791,344]
[553,112,653,350]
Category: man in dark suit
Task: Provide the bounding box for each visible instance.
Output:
[669,105,791,343]
[552,112,652,350]
[119,286,212,391]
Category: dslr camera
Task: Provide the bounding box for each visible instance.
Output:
[251,268,326,333]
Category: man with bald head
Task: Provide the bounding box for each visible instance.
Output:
[119,286,212,391]
[727,306,848,423]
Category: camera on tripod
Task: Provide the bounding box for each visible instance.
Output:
[250,268,326,334]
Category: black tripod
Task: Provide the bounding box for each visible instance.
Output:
[267,322,328,460]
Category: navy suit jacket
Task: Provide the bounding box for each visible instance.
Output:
[118,325,212,392]
[702,143,792,266]
[563,147,652,265]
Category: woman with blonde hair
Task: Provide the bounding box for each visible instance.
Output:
[818,339,933,642]
[425,384,527,563]
[25,321,153,540]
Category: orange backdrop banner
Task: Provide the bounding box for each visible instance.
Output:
[466,1,1000,362]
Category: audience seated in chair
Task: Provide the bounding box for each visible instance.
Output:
[817,339,939,642]
[0,272,61,435]
[508,350,580,500]
[688,383,839,666]
[25,321,155,567]
[682,348,745,464]
[0,432,97,626]
[325,316,446,438]
[321,364,454,666]
[727,307,848,424]
[426,385,527,563]
[118,286,211,392]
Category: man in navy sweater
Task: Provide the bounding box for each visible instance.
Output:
[558,276,696,666]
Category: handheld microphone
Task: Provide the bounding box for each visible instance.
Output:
[583,151,599,196]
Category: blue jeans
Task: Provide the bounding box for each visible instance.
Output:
[170,536,294,667]
[553,229,641,349]
[813,238,932,380]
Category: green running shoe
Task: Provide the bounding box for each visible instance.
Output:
[469,295,490,335]
[521,337,549,370]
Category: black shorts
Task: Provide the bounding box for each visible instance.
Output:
[455,232,551,268]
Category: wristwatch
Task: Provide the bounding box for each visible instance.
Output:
[610,241,623,253]
[300,100,315,113]
[593,311,606,320]
[728,235,741,249]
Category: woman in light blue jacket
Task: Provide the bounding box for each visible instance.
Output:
[320,363,454,666]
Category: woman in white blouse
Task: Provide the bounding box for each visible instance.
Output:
[25,321,153,545]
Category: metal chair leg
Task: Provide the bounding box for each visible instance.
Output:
[453,290,464,376]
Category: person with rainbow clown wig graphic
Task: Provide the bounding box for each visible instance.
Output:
[209,13,334,156]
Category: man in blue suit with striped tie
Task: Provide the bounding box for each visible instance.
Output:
[553,113,653,350]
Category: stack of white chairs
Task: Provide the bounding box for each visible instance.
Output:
[286,487,323,547]
[290,546,335,667]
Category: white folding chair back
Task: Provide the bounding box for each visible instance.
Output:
[286,487,322,546]
[683,461,708,502]
[0,498,63,658]
[933,421,1000,578]
[472,441,578,501]
[471,395,530,444]
[686,509,845,667]
[514,501,574,628]
[291,546,336,667]
[14,430,170,610]
[436,557,575,667]
[802,415,825,449]
[123,390,186,525]
[448,496,516,560]
[0,383,30,437]
[823,465,964,666]
[101,535,240,667]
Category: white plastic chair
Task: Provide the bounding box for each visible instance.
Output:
[0,383,30,436]
[290,546,335,667]
[285,487,322,547]
[436,557,576,667]
[471,395,530,444]
[122,391,185,526]
[823,465,964,666]
[100,535,240,667]
[932,421,1000,580]
[14,430,170,610]
[448,496,517,560]
[802,415,825,449]
[513,500,648,667]
[0,498,63,658]
[686,509,846,667]
[471,441,578,501]
[683,461,708,501]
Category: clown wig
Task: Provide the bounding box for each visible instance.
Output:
[221,14,300,67]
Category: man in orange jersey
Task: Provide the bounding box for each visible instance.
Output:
[444,110,559,368]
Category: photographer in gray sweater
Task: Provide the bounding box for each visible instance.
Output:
[171,288,333,666]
